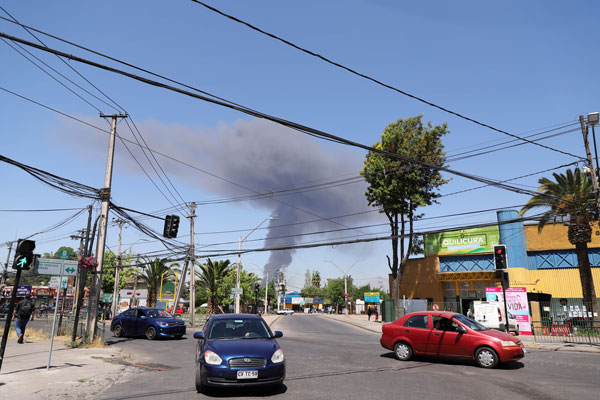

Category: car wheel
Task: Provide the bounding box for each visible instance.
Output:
[113,324,123,338]
[195,364,204,393]
[393,342,413,361]
[145,326,157,340]
[475,347,499,368]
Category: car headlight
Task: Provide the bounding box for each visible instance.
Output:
[157,322,169,327]
[501,340,517,347]
[204,350,223,365]
[271,348,284,364]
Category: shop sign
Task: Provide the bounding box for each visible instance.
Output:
[425,226,500,256]
[485,287,532,335]
[16,286,32,296]
[364,292,380,302]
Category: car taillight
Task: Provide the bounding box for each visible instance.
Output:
[498,308,502,322]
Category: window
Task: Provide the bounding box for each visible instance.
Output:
[404,315,428,329]
[123,309,135,317]
[432,316,457,332]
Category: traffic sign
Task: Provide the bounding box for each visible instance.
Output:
[58,249,70,260]
[432,304,440,311]
[231,288,243,295]
[49,276,68,289]
[34,258,78,276]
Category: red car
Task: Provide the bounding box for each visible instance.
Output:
[380,311,525,368]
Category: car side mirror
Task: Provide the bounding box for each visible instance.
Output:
[140,315,146,319]
[457,325,466,334]
[193,332,204,340]
[272,331,283,338]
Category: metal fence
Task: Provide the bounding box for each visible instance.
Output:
[530,300,600,344]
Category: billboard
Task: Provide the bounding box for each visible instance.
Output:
[364,292,380,302]
[425,226,500,256]
[486,287,532,335]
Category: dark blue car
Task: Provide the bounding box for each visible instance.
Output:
[110,307,186,340]
[194,314,285,393]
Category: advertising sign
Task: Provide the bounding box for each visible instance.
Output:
[16,286,32,296]
[425,227,500,256]
[486,287,532,335]
[364,292,380,302]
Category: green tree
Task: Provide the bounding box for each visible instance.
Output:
[138,257,174,307]
[196,259,235,315]
[520,168,599,318]
[300,285,324,298]
[217,269,261,308]
[325,277,353,312]
[361,115,449,300]
[311,271,321,288]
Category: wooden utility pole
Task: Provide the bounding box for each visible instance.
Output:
[111,219,124,318]
[188,202,196,326]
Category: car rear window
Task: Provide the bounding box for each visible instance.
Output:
[404,315,429,329]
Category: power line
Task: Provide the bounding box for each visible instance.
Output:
[188,0,582,159]
[0,31,579,197]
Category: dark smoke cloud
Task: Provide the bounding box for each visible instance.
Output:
[57,117,376,276]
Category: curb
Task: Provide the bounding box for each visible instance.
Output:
[320,314,382,334]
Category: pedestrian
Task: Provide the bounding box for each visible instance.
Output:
[103,306,112,320]
[374,308,379,322]
[14,293,35,344]
[367,307,372,321]
[467,308,474,319]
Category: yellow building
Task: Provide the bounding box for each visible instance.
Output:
[398,210,600,313]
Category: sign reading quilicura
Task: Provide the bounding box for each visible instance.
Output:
[424,226,500,256]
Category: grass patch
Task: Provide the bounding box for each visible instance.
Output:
[0,328,51,341]
[68,336,107,349]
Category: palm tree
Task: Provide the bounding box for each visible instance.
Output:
[196,258,235,315]
[139,257,175,307]
[520,168,598,318]
[312,271,321,288]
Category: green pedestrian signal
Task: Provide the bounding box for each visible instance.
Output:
[13,239,36,270]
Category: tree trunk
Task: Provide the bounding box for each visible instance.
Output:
[207,295,218,315]
[574,242,599,320]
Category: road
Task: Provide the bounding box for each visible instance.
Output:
[96,315,600,399]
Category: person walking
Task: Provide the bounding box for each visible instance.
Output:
[14,293,35,344]
[374,308,379,322]
[467,308,474,319]
[367,307,372,321]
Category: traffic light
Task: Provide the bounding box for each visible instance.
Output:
[493,245,507,270]
[169,215,180,238]
[13,239,36,270]
[163,215,172,238]
[254,283,260,294]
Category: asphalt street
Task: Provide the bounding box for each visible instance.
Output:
[95,315,600,400]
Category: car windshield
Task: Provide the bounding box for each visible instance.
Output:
[208,318,272,340]
[453,314,488,331]
[146,309,174,318]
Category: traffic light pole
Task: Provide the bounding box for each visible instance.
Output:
[0,266,22,372]
[86,113,126,339]
[263,272,268,314]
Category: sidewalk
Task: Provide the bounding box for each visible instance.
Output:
[0,336,132,400]
[320,313,600,354]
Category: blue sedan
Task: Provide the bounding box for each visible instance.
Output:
[111,307,186,340]
[194,314,285,393]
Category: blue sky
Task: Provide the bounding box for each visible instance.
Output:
[1,1,599,292]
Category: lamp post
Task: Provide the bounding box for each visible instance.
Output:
[236,216,278,314]
[324,259,364,314]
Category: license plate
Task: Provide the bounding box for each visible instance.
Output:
[237,370,258,379]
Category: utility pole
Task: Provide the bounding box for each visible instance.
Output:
[580,115,600,215]
[263,272,268,314]
[188,202,196,326]
[72,205,93,342]
[236,236,242,314]
[111,219,124,319]
[70,229,87,313]
[1,241,13,287]
[86,113,126,339]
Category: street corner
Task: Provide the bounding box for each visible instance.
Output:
[0,341,132,400]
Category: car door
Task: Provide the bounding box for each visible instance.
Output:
[401,314,430,353]
[134,309,149,336]
[121,309,136,335]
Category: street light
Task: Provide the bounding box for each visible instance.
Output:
[236,216,279,313]
[324,259,365,314]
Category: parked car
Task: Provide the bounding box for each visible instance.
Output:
[276,309,294,315]
[111,307,186,340]
[193,314,285,393]
[380,311,525,368]
[473,301,519,334]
